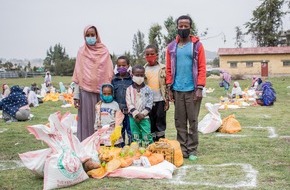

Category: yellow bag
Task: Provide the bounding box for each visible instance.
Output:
[164,139,183,167]
[147,138,183,167]
[219,114,241,134]
[87,167,108,179]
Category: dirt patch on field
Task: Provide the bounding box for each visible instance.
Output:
[281,136,290,143]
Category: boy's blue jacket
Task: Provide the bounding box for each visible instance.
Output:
[111,73,133,110]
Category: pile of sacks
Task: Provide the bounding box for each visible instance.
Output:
[19,112,179,189]
[198,103,241,134]
[19,112,89,190]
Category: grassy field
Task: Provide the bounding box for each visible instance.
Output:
[0,76,290,190]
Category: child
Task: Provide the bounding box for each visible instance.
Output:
[230,81,243,99]
[144,44,169,142]
[126,65,154,146]
[94,84,124,147]
[111,56,133,147]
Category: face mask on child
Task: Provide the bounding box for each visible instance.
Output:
[101,95,113,103]
[145,55,158,66]
[117,67,127,74]
[132,76,144,85]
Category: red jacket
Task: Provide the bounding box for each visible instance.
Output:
[165,35,206,89]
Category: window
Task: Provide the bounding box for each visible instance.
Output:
[230,62,237,68]
[283,60,290,67]
[246,62,253,67]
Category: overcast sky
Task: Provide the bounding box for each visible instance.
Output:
[0,0,289,59]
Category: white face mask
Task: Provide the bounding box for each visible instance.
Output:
[132,76,144,85]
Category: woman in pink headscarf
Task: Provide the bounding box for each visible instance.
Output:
[219,70,231,92]
[72,25,114,141]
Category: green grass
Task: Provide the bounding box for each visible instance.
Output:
[0,76,290,190]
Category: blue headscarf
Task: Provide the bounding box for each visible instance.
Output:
[0,85,28,117]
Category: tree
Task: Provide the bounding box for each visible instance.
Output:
[110,53,118,66]
[245,0,286,47]
[234,26,245,48]
[148,23,165,62]
[163,16,177,45]
[43,43,69,73]
[132,30,146,65]
[148,23,163,49]
[3,61,13,70]
[207,57,220,68]
[27,61,31,72]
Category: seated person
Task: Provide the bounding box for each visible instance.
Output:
[23,86,39,107]
[2,84,11,98]
[251,76,259,90]
[0,85,30,122]
[31,83,40,94]
[230,81,243,98]
[255,78,263,98]
[59,82,67,93]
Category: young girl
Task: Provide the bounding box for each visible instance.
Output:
[94,84,124,147]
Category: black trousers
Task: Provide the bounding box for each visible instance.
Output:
[149,101,166,142]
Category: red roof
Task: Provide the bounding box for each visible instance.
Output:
[218,47,290,55]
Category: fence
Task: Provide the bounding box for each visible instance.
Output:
[0,71,45,78]
[0,71,18,78]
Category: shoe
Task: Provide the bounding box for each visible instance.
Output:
[182,152,188,158]
[188,155,197,161]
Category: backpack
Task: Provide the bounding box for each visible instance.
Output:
[262,82,276,106]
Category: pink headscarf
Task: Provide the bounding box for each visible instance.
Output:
[221,70,231,83]
[72,25,113,93]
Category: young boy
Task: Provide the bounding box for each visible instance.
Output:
[144,44,169,142]
[126,65,153,146]
[94,84,124,147]
[111,56,133,147]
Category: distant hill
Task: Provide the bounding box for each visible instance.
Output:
[0,58,43,67]
[205,50,218,61]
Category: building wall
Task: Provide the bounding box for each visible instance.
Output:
[219,54,290,77]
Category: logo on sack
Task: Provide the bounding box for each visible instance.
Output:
[58,150,82,179]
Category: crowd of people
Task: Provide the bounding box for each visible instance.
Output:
[218,71,276,106]
[0,72,73,122]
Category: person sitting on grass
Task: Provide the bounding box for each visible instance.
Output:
[0,85,30,122]
[230,81,243,99]
[2,84,10,99]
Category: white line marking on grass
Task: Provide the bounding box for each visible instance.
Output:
[0,160,24,171]
[168,163,258,188]
[0,128,8,133]
[243,126,278,138]
[216,134,247,137]
[280,136,290,138]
